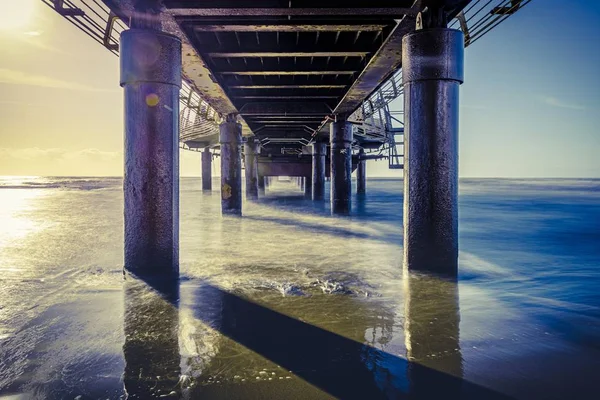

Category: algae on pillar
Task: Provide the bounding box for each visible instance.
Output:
[244,138,260,200]
[220,114,242,215]
[202,147,212,191]
[402,25,464,276]
[121,28,181,276]
[330,114,353,214]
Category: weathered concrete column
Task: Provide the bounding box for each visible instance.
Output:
[304,174,312,198]
[312,142,326,200]
[402,28,464,276]
[120,29,181,276]
[357,148,366,195]
[258,173,265,192]
[201,147,212,191]
[220,114,242,215]
[244,138,260,200]
[330,114,353,214]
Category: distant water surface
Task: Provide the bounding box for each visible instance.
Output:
[0,176,599,399]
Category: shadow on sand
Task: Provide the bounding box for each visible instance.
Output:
[122,271,512,399]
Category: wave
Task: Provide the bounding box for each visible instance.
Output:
[0,176,122,190]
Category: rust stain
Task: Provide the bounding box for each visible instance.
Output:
[222,183,232,199]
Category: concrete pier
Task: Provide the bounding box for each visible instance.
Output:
[402,27,464,276]
[304,174,312,198]
[330,114,353,214]
[357,148,366,195]
[120,29,181,276]
[244,138,259,200]
[202,147,212,191]
[258,174,265,193]
[220,114,243,215]
[312,142,326,201]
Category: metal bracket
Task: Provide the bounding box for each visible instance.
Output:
[455,11,471,46]
[103,12,119,51]
[53,0,85,16]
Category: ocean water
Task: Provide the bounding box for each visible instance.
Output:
[0,176,599,399]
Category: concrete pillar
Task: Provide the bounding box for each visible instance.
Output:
[120,29,181,276]
[357,148,366,195]
[312,142,326,200]
[304,174,312,198]
[402,28,464,276]
[220,114,242,215]
[244,138,259,200]
[258,173,265,192]
[330,114,353,214]
[202,147,212,191]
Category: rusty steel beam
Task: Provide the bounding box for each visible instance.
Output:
[240,102,332,116]
[234,95,339,99]
[168,8,416,17]
[220,70,356,75]
[193,24,387,32]
[332,19,413,115]
[208,51,370,58]
[198,41,377,54]
[102,0,240,116]
[230,84,347,89]
[251,120,324,124]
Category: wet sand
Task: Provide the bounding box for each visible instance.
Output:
[1,177,599,399]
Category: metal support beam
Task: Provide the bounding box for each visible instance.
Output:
[193,24,387,32]
[312,142,326,201]
[209,51,369,58]
[220,70,356,76]
[202,147,212,191]
[330,115,353,214]
[168,8,416,17]
[357,148,366,195]
[244,138,260,200]
[402,27,464,276]
[220,114,243,215]
[231,85,347,89]
[121,29,181,276]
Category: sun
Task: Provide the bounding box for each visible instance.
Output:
[0,0,35,31]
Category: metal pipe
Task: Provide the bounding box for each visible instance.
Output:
[202,147,212,191]
[312,142,326,200]
[120,29,181,276]
[402,28,464,276]
[220,114,243,215]
[330,114,353,214]
[357,148,366,195]
[244,138,259,200]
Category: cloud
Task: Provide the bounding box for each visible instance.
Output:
[0,147,121,162]
[540,96,586,111]
[0,147,122,176]
[0,68,115,92]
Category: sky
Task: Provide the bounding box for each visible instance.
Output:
[0,0,599,178]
